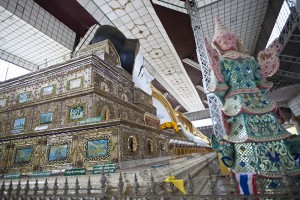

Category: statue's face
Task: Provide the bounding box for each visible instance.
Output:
[132,51,154,95]
[213,32,238,52]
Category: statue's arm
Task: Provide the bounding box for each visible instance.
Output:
[257,39,281,78]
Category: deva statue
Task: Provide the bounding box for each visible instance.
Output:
[208,17,300,193]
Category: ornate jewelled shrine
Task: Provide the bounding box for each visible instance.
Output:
[0,40,192,173]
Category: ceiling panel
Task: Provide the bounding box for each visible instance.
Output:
[77,0,205,112]
[0,2,73,69]
[153,0,269,55]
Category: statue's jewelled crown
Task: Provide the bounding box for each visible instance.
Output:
[212,17,238,52]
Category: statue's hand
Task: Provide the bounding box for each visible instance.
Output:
[205,38,224,82]
[258,39,281,77]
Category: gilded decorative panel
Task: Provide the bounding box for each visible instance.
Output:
[41,84,57,97]
[13,84,37,105]
[37,78,61,98]
[62,68,92,93]
[61,96,92,126]
[45,137,72,167]
[84,136,111,161]
[0,90,14,108]
[0,98,7,108]
[0,45,174,174]
[14,147,34,166]
[32,102,61,130]
[67,77,84,90]
[10,138,39,173]
[40,112,53,124]
[81,128,119,168]
[18,91,33,104]
[9,108,34,135]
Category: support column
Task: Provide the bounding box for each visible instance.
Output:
[185,0,226,139]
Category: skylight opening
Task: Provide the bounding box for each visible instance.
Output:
[0,59,30,82]
[266,1,291,47]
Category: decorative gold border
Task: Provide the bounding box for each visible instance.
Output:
[13,145,34,167]
[41,84,56,97]
[83,135,111,162]
[46,141,71,165]
[66,77,84,90]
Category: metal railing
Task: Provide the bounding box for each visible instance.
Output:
[0,156,221,199]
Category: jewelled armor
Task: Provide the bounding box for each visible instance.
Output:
[208,17,300,193]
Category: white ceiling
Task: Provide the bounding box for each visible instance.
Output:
[77,0,205,112]
[152,0,269,55]
[198,0,269,55]
[0,0,75,69]
[0,9,70,66]
[0,0,271,113]
[77,0,270,112]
